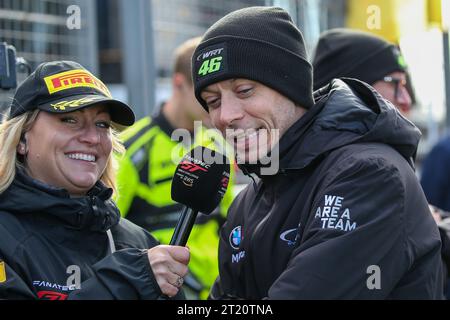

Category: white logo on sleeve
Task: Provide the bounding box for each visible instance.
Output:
[279,227,300,246]
[314,195,357,232]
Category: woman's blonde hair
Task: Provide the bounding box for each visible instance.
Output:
[0,110,125,195]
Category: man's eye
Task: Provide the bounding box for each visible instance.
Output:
[206,98,220,109]
[237,87,253,96]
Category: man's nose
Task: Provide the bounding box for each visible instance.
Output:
[396,86,412,114]
[217,96,244,129]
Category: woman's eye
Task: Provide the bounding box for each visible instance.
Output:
[61,117,77,124]
[96,121,111,129]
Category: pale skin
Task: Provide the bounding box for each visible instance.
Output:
[17,104,189,297]
[201,78,306,163]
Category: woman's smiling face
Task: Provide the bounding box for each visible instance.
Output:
[20,104,113,196]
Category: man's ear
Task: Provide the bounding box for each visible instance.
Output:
[172,73,186,90]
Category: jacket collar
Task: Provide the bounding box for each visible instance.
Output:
[153,106,176,137]
[0,169,120,232]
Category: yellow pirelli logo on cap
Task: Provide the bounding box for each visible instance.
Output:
[51,96,104,111]
[44,69,112,97]
[0,261,6,283]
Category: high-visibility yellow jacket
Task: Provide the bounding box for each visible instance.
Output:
[115,112,234,299]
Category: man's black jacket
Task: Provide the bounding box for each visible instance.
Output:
[211,79,443,299]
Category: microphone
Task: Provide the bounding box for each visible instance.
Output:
[170,146,230,246]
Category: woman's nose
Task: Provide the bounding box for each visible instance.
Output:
[79,124,101,145]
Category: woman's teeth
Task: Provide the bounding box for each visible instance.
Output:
[67,153,96,162]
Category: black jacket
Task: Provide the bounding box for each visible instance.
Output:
[0,170,179,300]
[211,79,443,299]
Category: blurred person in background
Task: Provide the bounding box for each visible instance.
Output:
[313,28,450,298]
[313,28,412,117]
[421,135,450,297]
[421,139,450,215]
[193,6,442,299]
[0,61,189,300]
[115,37,234,299]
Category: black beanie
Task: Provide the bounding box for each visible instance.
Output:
[312,29,407,91]
[192,6,314,111]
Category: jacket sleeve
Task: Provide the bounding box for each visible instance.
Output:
[68,248,158,299]
[267,156,438,299]
[69,248,183,300]
[208,276,242,300]
[0,259,36,299]
[1,248,182,300]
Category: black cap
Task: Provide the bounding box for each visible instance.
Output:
[192,6,314,111]
[312,29,407,91]
[9,60,135,126]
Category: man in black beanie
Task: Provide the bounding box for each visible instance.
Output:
[193,6,442,299]
[314,28,450,297]
[313,29,412,116]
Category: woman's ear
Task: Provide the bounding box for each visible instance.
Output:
[17,134,27,155]
[172,73,187,91]
[17,142,26,155]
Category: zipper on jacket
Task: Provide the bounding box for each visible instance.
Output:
[90,196,99,216]
[90,195,116,255]
[76,211,83,228]
[90,195,111,230]
[246,183,276,297]
[106,229,116,254]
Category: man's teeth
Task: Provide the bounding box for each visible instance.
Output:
[67,153,96,162]
[232,129,260,140]
[246,131,258,138]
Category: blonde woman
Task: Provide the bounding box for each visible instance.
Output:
[0,61,189,300]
